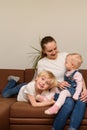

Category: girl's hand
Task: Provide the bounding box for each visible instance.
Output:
[80,89,87,102]
[58,81,70,90]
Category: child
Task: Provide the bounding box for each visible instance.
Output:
[17,70,58,107]
[44,53,83,114]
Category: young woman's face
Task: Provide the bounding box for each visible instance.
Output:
[43,41,58,59]
[35,76,51,91]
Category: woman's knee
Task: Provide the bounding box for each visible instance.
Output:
[64,97,75,109]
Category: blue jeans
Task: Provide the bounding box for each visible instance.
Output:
[52,94,86,130]
[2,80,27,98]
[68,99,86,130]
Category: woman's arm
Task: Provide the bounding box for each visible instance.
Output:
[27,94,55,107]
[82,78,86,90]
[80,78,87,102]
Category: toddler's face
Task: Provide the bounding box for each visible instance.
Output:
[65,55,73,70]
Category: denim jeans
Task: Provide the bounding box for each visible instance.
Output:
[68,99,86,130]
[52,94,86,130]
[2,80,27,98]
[52,95,75,130]
[68,128,76,130]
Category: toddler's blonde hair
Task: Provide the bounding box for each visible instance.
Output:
[67,53,83,69]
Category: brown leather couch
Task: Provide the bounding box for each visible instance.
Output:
[0,69,87,130]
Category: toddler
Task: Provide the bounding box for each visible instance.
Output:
[45,53,83,114]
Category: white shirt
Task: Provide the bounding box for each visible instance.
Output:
[37,52,67,82]
[17,81,36,102]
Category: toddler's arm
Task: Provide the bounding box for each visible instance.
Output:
[73,72,83,100]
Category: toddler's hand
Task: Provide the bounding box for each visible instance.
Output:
[58,81,70,90]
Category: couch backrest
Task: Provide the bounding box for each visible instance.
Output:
[0,69,87,94]
[24,69,35,82]
[80,69,87,88]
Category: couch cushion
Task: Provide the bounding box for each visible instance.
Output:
[10,101,87,126]
[0,95,16,130]
[10,101,55,125]
[10,101,55,118]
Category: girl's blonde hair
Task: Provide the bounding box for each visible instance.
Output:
[67,53,83,69]
[37,70,58,88]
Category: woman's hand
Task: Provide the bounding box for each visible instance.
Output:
[80,89,87,102]
[58,81,70,90]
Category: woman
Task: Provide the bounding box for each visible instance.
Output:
[37,36,87,130]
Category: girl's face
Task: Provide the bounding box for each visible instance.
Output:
[35,76,51,91]
[43,41,58,59]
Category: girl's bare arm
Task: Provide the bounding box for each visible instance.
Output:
[27,94,55,107]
